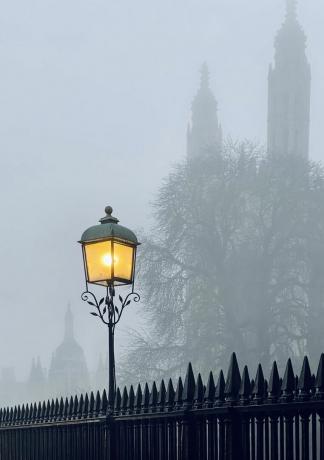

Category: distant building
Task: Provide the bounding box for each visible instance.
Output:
[187,63,222,160]
[48,305,90,398]
[0,367,22,408]
[267,0,311,158]
[0,307,106,408]
[28,357,46,402]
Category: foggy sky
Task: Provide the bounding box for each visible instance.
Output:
[0,0,323,381]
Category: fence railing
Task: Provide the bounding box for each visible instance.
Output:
[1,352,324,459]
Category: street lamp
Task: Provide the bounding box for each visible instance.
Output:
[79,205,140,411]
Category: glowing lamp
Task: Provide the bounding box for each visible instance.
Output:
[79,206,139,287]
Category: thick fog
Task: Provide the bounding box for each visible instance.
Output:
[0,0,323,401]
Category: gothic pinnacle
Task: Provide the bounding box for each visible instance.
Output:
[200,62,210,89]
[286,0,297,20]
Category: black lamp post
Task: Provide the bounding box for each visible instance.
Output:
[79,206,140,412]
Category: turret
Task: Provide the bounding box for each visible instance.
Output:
[187,63,222,160]
[267,0,311,159]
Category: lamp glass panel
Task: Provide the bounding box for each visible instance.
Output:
[113,242,134,282]
[84,241,112,283]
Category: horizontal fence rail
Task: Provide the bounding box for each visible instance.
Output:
[2,353,324,459]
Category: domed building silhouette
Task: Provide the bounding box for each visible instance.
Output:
[48,305,90,397]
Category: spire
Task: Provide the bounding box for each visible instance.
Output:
[286,0,297,20]
[187,64,223,160]
[267,0,310,159]
[200,62,210,89]
[64,304,74,341]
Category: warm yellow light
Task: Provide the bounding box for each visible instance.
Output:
[102,254,120,267]
[84,240,135,285]
[84,241,112,283]
[114,243,133,281]
[103,254,113,266]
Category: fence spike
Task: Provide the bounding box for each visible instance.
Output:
[36,402,42,422]
[68,397,73,419]
[121,386,128,413]
[149,381,158,411]
[239,365,251,404]
[311,374,316,396]
[182,362,196,408]
[13,406,17,424]
[194,373,204,408]
[58,397,64,420]
[6,407,10,424]
[298,356,312,400]
[32,403,37,422]
[127,385,135,413]
[204,371,216,407]
[253,364,265,403]
[166,378,175,410]
[295,375,299,392]
[23,403,29,423]
[88,391,95,417]
[225,353,241,403]
[77,394,84,418]
[281,358,295,401]
[268,361,280,401]
[20,404,26,423]
[41,401,46,421]
[63,398,69,419]
[44,400,50,421]
[135,383,142,411]
[94,391,101,416]
[72,396,78,418]
[142,383,150,412]
[174,377,184,410]
[100,389,107,415]
[82,393,89,418]
[28,404,33,422]
[215,370,225,404]
[315,353,324,398]
[158,379,166,410]
[9,408,13,424]
[48,399,54,420]
[114,387,121,413]
[33,402,38,422]
[17,405,21,423]
[0,409,2,424]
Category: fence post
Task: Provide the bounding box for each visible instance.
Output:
[180,414,195,460]
[224,409,242,460]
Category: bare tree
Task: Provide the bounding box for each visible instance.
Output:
[120,142,324,384]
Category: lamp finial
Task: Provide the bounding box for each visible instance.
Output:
[100,205,119,224]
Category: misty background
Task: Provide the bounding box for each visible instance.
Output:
[0,0,323,400]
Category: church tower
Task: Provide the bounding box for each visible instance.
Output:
[267,0,311,159]
[187,63,222,160]
[48,305,90,397]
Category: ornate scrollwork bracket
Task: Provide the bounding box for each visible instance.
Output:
[81,287,140,332]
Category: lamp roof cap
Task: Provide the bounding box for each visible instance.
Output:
[80,206,139,245]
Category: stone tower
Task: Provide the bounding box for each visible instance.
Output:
[187,63,222,160]
[267,0,311,159]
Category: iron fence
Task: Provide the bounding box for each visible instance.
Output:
[1,352,324,459]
